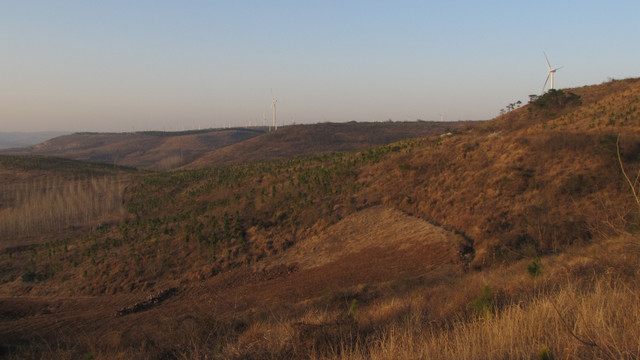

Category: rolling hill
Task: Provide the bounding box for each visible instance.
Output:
[182,121,471,168]
[1,78,640,359]
[0,122,471,170]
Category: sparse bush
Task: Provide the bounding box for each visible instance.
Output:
[471,285,494,317]
[348,299,359,318]
[537,346,552,360]
[527,258,543,277]
[398,163,412,171]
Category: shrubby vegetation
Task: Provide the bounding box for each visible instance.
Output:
[531,89,582,110]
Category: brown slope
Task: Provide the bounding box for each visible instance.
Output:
[356,77,640,267]
[0,128,267,170]
[0,206,468,357]
[265,205,468,271]
[182,121,474,168]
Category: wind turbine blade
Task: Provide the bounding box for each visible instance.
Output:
[543,73,550,93]
[543,52,552,70]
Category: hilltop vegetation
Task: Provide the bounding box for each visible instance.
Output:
[1,78,640,359]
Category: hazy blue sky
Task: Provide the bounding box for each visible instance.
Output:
[2,1,639,132]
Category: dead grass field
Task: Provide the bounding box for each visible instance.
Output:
[0,175,130,241]
[269,206,468,270]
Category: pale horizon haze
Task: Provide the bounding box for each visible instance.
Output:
[2,1,639,132]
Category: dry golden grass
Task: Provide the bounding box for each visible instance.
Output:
[0,174,130,240]
[327,276,639,360]
[305,236,640,360]
[270,206,466,270]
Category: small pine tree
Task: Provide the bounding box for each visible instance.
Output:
[537,346,552,360]
[347,299,359,317]
[471,285,494,317]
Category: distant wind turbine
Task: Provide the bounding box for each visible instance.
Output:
[542,52,563,93]
[271,89,278,131]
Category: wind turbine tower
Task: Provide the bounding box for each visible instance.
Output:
[543,52,563,93]
[271,89,278,131]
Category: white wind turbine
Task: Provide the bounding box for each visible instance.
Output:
[271,89,278,131]
[542,52,563,93]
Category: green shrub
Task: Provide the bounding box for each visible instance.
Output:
[471,285,494,317]
[348,299,359,317]
[537,346,552,360]
[398,163,412,171]
[527,258,543,277]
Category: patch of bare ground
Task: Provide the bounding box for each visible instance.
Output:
[267,205,469,270]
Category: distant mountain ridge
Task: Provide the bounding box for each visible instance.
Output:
[0,122,473,170]
[0,128,268,170]
[0,131,71,149]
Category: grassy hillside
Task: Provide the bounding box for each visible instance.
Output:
[1,78,640,359]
